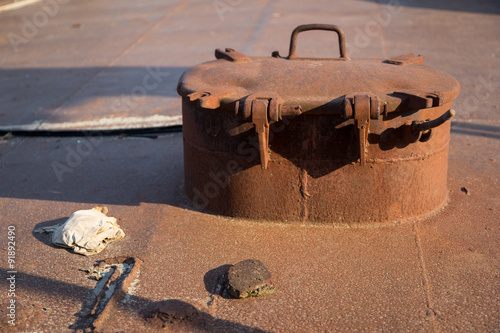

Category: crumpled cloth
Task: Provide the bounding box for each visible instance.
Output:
[35,206,125,256]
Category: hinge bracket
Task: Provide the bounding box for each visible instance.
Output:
[251,100,270,169]
[343,93,380,166]
[242,93,284,169]
[215,48,252,63]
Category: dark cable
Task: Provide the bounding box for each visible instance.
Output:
[0,125,182,138]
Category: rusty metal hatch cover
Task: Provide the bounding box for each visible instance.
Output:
[177,24,461,224]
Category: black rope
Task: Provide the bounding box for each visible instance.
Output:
[0,125,182,138]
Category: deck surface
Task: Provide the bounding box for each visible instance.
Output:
[0,0,499,332]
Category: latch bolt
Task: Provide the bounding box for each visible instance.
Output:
[242,93,301,169]
[242,94,284,169]
[343,94,380,166]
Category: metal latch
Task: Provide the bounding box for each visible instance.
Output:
[404,109,455,143]
[242,93,283,170]
[343,93,381,166]
[215,48,252,63]
[241,93,302,169]
[385,53,425,66]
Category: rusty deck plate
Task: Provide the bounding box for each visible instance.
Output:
[0,131,498,332]
[0,0,499,331]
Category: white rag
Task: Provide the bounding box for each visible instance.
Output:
[36,207,125,255]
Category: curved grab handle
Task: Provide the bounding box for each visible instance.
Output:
[275,24,347,59]
[412,109,455,134]
[405,109,455,143]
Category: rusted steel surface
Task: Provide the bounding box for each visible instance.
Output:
[0,1,498,331]
[74,257,142,332]
[1,130,497,332]
[178,24,460,224]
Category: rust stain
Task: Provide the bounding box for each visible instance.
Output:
[77,257,142,331]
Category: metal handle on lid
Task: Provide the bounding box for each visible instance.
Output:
[404,109,455,144]
[411,109,455,134]
[273,24,347,59]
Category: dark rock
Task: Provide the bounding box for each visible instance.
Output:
[227,259,275,299]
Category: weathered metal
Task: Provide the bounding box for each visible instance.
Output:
[177,24,460,224]
[77,257,143,331]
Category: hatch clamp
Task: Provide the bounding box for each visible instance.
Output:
[242,93,283,170]
[241,93,302,169]
[215,48,252,63]
[343,93,381,166]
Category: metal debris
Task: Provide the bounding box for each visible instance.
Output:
[75,257,142,331]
